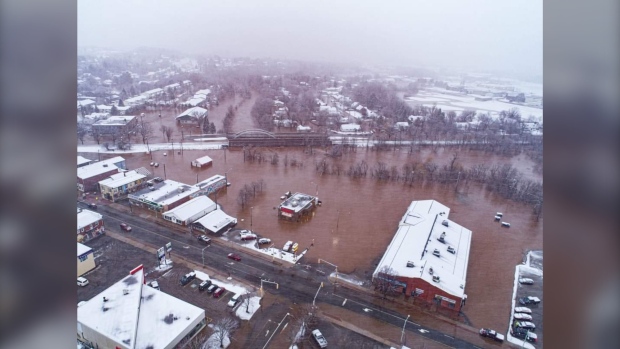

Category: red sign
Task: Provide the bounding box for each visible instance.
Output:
[129,264,143,275]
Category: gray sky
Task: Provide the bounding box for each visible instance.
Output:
[78,0,542,77]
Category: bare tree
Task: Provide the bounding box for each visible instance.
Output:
[91,127,102,144]
[372,265,401,299]
[138,121,154,144]
[212,317,238,348]
[164,126,174,143]
[77,122,88,144]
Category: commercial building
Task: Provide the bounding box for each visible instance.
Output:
[195,175,227,196]
[99,170,148,202]
[77,156,126,193]
[78,156,94,168]
[277,192,319,221]
[77,265,206,349]
[191,209,237,234]
[162,196,216,226]
[77,243,96,277]
[191,155,213,168]
[372,200,472,312]
[77,208,105,242]
[128,179,200,212]
[91,115,138,135]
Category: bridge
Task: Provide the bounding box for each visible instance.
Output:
[227,129,331,147]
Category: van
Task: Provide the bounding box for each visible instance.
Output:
[180,272,196,286]
[227,293,241,307]
[77,277,89,287]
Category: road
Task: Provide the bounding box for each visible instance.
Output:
[83,202,486,349]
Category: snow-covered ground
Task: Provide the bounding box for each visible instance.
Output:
[204,323,231,349]
[154,259,173,272]
[235,296,261,320]
[193,270,250,295]
[220,232,306,264]
[506,250,543,349]
[77,142,226,154]
[330,272,364,286]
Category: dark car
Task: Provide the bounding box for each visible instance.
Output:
[213,287,226,298]
[519,296,541,305]
[479,328,504,342]
[87,203,97,209]
[153,177,164,183]
[180,272,196,286]
[227,253,241,261]
[198,280,212,291]
[120,223,132,232]
[206,284,218,293]
[514,321,536,331]
[197,235,211,244]
[511,327,538,343]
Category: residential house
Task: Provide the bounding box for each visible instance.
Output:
[176,107,207,126]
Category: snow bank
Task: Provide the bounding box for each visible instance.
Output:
[194,270,211,282]
[235,296,261,320]
[330,272,364,286]
[203,323,231,349]
[154,259,173,271]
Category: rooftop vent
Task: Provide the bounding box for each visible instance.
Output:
[123,289,129,295]
[432,275,440,283]
[406,261,415,268]
[103,164,108,167]
[432,249,440,257]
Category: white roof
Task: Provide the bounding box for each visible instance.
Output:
[194,89,211,96]
[93,115,136,126]
[162,196,216,222]
[77,268,205,349]
[192,155,212,166]
[346,110,363,119]
[340,123,361,131]
[77,157,125,180]
[99,170,146,189]
[77,156,92,166]
[297,125,311,131]
[78,99,95,107]
[142,88,163,95]
[280,193,317,213]
[77,242,92,257]
[193,210,237,233]
[77,209,102,230]
[176,107,207,119]
[131,180,199,207]
[373,200,472,298]
[196,175,226,190]
[185,97,206,106]
[395,122,410,127]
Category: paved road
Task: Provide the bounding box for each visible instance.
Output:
[84,203,486,349]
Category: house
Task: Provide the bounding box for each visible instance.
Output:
[77,208,105,242]
[91,115,138,135]
[124,95,147,107]
[78,99,96,111]
[128,179,200,212]
[99,170,148,202]
[191,209,237,234]
[77,265,206,349]
[195,175,227,196]
[340,123,361,132]
[141,87,164,99]
[194,89,211,99]
[77,156,94,168]
[372,200,472,312]
[77,156,126,193]
[278,192,319,221]
[176,107,207,126]
[162,196,217,226]
[77,243,96,277]
[394,122,410,130]
[184,96,206,107]
[191,155,213,168]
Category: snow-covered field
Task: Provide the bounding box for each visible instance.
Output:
[77,142,225,154]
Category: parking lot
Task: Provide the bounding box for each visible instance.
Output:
[511,250,544,348]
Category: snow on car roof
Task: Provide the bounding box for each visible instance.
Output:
[373,200,472,298]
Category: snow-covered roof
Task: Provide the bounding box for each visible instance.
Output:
[77,157,125,180]
[196,175,226,190]
[340,123,361,132]
[84,112,110,120]
[77,267,205,349]
[162,196,216,222]
[77,156,92,167]
[165,83,180,89]
[346,110,363,119]
[192,155,213,166]
[99,170,146,189]
[176,107,207,119]
[93,115,136,126]
[77,209,102,230]
[78,99,95,107]
[142,88,163,96]
[193,210,237,233]
[130,180,199,207]
[394,122,410,128]
[296,125,311,131]
[78,242,92,257]
[280,192,317,213]
[373,200,472,298]
[194,89,211,97]
[185,97,206,106]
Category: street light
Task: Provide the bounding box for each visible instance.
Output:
[201,246,208,266]
[312,282,323,307]
[250,206,253,230]
[225,167,233,185]
[318,258,338,284]
[401,314,410,344]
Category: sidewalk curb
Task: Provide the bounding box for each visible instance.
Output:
[318,310,402,348]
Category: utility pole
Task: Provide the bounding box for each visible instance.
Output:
[455,171,461,192]
[163,164,167,179]
[401,314,410,344]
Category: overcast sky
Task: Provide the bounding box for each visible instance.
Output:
[78,0,542,78]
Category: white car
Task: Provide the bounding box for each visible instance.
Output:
[514,307,532,314]
[513,313,533,321]
[149,281,160,290]
[77,277,89,287]
[258,238,271,244]
[519,278,534,285]
[227,293,241,307]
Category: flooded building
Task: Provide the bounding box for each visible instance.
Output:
[91,115,138,135]
[99,170,147,202]
[191,155,213,168]
[372,200,472,312]
[77,156,126,193]
[195,175,227,196]
[176,106,207,126]
[162,196,216,226]
[128,179,200,212]
[190,209,237,234]
[278,192,319,221]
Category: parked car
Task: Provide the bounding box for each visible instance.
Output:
[514,307,532,314]
[213,287,226,298]
[513,313,533,321]
[240,233,257,241]
[514,321,536,331]
[494,215,501,221]
[153,177,163,182]
[199,280,212,291]
[227,293,241,307]
[312,329,328,348]
[180,272,196,286]
[258,238,271,244]
[511,327,538,343]
[197,235,211,244]
[519,278,534,285]
[283,241,293,252]
[479,328,505,342]
[87,203,97,210]
[77,277,89,287]
[227,253,241,261]
[519,296,541,305]
[207,284,218,293]
[149,281,160,290]
[501,222,511,227]
[120,223,132,232]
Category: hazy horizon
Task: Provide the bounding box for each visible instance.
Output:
[78,0,542,80]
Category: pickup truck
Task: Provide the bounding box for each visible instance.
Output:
[479,328,505,342]
[312,329,328,348]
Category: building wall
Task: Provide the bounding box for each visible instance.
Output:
[78,169,120,192]
[400,276,463,311]
[100,178,146,202]
[78,322,129,349]
[78,219,105,242]
[78,250,96,277]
